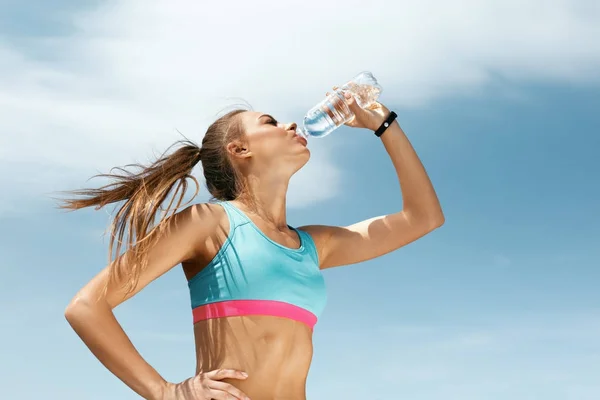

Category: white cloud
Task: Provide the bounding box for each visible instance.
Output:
[0,0,599,213]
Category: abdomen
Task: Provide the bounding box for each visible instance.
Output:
[193,315,314,400]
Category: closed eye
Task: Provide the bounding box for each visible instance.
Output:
[260,114,278,126]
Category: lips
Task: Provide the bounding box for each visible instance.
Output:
[294,134,308,146]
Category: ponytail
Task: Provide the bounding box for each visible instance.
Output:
[59,140,202,295]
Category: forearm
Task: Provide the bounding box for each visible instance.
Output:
[65,298,167,400]
[380,121,444,225]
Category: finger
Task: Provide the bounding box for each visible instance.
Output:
[342,91,362,113]
[326,85,341,96]
[342,91,352,101]
[210,381,250,400]
[366,101,382,110]
[206,369,248,381]
[209,388,241,400]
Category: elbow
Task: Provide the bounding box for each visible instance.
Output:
[430,211,445,229]
[415,210,445,234]
[64,296,85,323]
[425,201,445,230]
[421,216,444,234]
[401,209,444,239]
[64,293,96,324]
[404,202,445,232]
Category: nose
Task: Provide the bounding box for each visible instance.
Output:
[287,122,298,132]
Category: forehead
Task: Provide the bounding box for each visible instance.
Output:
[239,111,270,127]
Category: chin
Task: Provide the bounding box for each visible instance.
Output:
[300,148,311,163]
[291,151,310,174]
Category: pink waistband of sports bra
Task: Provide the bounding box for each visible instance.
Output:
[192,300,317,329]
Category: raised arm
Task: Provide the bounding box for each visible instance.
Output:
[301,101,444,269]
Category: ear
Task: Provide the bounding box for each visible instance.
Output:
[226,140,252,160]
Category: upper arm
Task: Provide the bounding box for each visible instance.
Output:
[301,210,443,270]
[71,203,221,309]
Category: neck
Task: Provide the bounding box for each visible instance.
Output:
[237,172,290,229]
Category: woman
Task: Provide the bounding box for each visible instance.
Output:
[62,90,444,400]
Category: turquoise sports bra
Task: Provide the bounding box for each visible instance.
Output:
[187,201,327,330]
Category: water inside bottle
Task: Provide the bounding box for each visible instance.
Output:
[301,109,335,138]
[340,81,382,109]
[300,71,383,139]
[302,92,353,138]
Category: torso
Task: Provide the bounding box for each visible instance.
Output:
[182,201,326,400]
[192,316,313,400]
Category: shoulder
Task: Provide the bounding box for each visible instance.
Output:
[164,202,231,260]
[296,224,337,264]
[186,202,227,223]
[165,202,229,239]
[298,224,337,242]
[297,224,348,249]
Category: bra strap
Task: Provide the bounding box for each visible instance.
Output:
[218,201,250,228]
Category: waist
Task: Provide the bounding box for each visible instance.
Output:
[193,315,313,399]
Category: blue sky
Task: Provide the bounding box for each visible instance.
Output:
[1,1,599,399]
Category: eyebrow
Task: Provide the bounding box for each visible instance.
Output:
[258,114,277,122]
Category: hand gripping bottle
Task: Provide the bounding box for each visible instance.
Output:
[298,71,382,139]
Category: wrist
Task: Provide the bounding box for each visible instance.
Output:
[148,379,171,400]
[369,117,387,131]
[373,111,398,137]
[369,105,391,131]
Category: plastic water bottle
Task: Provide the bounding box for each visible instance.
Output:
[298,71,382,139]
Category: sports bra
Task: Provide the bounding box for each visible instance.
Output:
[187,201,328,330]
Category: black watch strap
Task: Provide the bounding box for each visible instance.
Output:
[374,111,398,137]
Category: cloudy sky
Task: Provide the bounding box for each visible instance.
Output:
[1,0,599,399]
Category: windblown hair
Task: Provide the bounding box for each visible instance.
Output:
[58,108,247,295]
